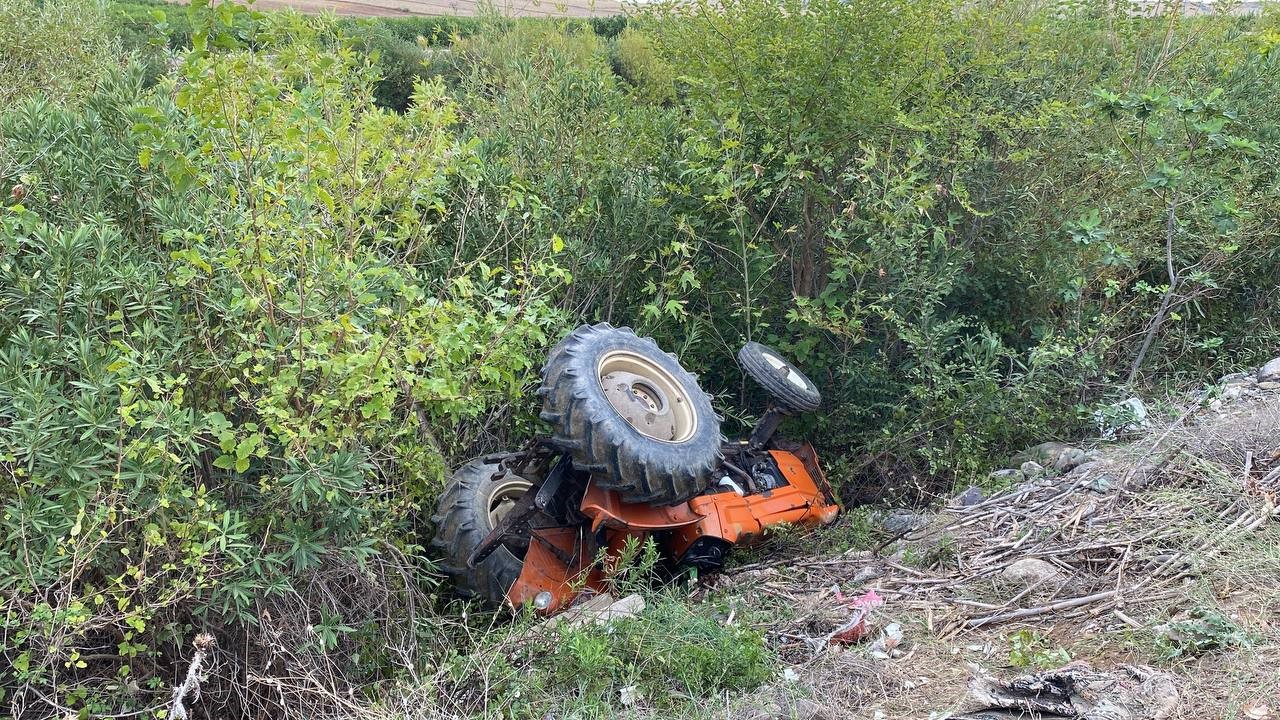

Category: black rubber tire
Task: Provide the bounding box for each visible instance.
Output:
[538,323,724,505]
[737,341,822,414]
[429,457,526,605]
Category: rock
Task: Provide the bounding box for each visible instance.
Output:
[1054,447,1089,472]
[1072,460,1101,475]
[881,509,928,535]
[1219,370,1254,385]
[545,593,644,629]
[1222,384,1244,400]
[1258,356,1280,383]
[1020,461,1046,479]
[1012,442,1094,473]
[1010,441,1074,467]
[1001,558,1063,586]
[987,469,1023,485]
[1095,397,1149,438]
[954,484,986,506]
[1260,381,1280,391]
[1122,463,1162,490]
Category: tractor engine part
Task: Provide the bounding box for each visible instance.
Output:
[537,323,724,505]
[500,442,838,612]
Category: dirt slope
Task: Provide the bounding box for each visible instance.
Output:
[709,370,1280,719]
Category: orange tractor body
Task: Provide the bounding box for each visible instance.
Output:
[506,443,838,612]
[433,325,839,613]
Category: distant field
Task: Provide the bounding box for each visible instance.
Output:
[178,0,623,17]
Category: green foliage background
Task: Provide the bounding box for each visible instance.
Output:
[1,0,1278,716]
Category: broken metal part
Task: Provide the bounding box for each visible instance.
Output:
[534,455,577,522]
[467,483,540,569]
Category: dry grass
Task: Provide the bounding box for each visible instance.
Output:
[692,385,1280,719]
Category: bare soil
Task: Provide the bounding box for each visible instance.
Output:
[710,379,1280,719]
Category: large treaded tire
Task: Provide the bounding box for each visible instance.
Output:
[737,341,822,414]
[538,323,724,505]
[429,458,525,605]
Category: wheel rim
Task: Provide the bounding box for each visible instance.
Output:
[486,476,533,529]
[761,350,813,391]
[597,350,698,443]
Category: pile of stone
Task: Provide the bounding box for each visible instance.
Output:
[1209,356,1280,411]
[987,441,1100,485]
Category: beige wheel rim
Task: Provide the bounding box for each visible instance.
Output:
[597,350,698,443]
[486,476,533,529]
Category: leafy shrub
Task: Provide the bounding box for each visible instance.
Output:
[613,27,675,103]
[1154,607,1253,660]
[5,0,1280,715]
[589,14,627,38]
[0,0,122,105]
[1,8,567,716]
[112,0,194,50]
[1008,629,1071,669]
[342,14,483,44]
[343,21,436,111]
[545,597,771,712]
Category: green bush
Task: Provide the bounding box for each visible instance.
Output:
[613,27,675,103]
[4,0,1280,715]
[342,22,437,111]
[0,0,122,105]
[341,14,483,44]
[545,597,771,712]
[1,9,567,716]
[112,0,194,50]
[437,592,772,719]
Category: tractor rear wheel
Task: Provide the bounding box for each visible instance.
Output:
[430,457,532,604]
[538,323,723,505]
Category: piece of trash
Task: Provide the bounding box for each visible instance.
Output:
[544,593,645,630]
[950,661,1179,719]
[828,589,884,646]
[1094,397,1149,439]
[868,622,904,659]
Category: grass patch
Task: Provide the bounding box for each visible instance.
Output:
[430,590,774,719]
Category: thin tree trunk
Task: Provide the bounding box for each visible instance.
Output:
[1126,189,1180,387]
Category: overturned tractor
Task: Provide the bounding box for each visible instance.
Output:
[432,323,838,612]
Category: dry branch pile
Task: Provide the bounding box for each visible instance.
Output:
[708,385,1280,659]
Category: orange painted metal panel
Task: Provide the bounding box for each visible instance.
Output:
[506,448,839,613]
